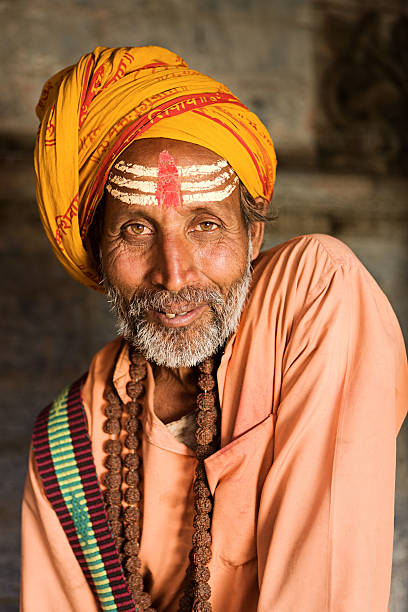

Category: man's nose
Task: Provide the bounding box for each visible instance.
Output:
[149,234,199,292]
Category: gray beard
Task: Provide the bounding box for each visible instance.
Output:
[104,245,253,368]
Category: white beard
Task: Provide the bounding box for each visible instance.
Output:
[104,241,253,368]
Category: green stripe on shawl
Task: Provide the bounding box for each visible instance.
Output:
[47,386,117,610]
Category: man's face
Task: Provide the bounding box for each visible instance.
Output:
[99,138,263,368]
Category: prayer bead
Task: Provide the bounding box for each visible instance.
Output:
[198,373,215,391]
[193,480,210,497]
[124,506,141,522]
[125,522,140,540]
[125,433,140,450]
[125,486,141,504]
[198,358,215,374]
[125,416,140,433]
[124,539,140,556]
[195,427,215,446]
[196,393,215,411]
[104,403,122,418]
[126,381,144,399]
[134,592,152,608]
[126,401,143,416]
[109,519,122,536]
[104,454,122,471]
[103,439,122,455]
[104,489,121,505]
[192,531,211,547]
[125,469,140,486]
[124,453,140,469]
[130,363,147,381]
[194,496,212,513]
[103,472,121,489]
[197,408,218,426]
[193,513,211,531]
[106,504,121,521]
[103,387,121,404]
[103,417,121,435]
[195,582,211,601]
[129,350,146,366]
[193,545,212,565]
[125,555,142,572]
[127,572,144,592]
[195,444,212,460]
[193,565,210,583]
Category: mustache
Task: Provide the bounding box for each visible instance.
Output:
[107,285,224,317]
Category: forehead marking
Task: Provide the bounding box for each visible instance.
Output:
[155,151,182,209]
[108,167,234,194]
[106,153,238,207]
[105,179,238,206]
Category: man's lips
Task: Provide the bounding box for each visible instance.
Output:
[150,304,207,327]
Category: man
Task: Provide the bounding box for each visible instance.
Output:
[21,46,407,612]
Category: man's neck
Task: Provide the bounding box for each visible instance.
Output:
[154,364,196,387]
[152,364,198,424]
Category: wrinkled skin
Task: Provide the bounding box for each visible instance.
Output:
[100,137,267,422]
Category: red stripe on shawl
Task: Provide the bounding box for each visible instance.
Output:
[66,380,136,609]
[32,396,95,593]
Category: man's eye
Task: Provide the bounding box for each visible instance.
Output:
[124,223,151,235]
[196,221,219,232]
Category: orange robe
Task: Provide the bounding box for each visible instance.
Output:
[21,235,408,611]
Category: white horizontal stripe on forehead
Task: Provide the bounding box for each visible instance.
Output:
[106,180,238,206]
[114,158,229,178]
[107,168,235,194]
[181,169,235,190]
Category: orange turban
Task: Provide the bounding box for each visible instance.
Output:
[34,46,277,289]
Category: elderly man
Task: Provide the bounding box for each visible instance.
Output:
[21,46,407,612]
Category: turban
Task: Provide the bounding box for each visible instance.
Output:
[34,46,277,289]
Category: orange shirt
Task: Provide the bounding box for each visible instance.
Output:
[21,235,408,611]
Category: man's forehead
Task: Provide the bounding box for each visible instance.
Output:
[119,137,224,166]
[106,138,239,210]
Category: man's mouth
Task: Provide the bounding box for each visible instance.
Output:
[151,304,207,327]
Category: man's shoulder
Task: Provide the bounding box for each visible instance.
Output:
[258,233,358,272]
[250,233,369,311]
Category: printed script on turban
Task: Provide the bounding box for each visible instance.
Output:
[34,46,277,289]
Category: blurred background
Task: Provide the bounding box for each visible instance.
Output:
[1,0,407,609]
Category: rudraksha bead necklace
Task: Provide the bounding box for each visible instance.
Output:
[102,346,220,612]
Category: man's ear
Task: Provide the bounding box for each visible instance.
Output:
[249,197,269,261]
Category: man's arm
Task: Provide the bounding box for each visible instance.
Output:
[256,246,407,611]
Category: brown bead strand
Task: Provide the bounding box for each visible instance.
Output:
[124,348,155,612]
[102,349,220,612]
[178,357,219,612]
[102,386,124,554]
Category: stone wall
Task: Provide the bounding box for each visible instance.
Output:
[0,1,407,610]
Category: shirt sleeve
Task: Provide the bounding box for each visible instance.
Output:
[256,239,408,612]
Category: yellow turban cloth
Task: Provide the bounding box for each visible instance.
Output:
[34,46,277,289]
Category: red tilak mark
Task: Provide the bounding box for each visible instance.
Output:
[155,150,183,209]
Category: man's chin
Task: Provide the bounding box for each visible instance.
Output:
[124,315,224,368]
[104,248,253,368]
